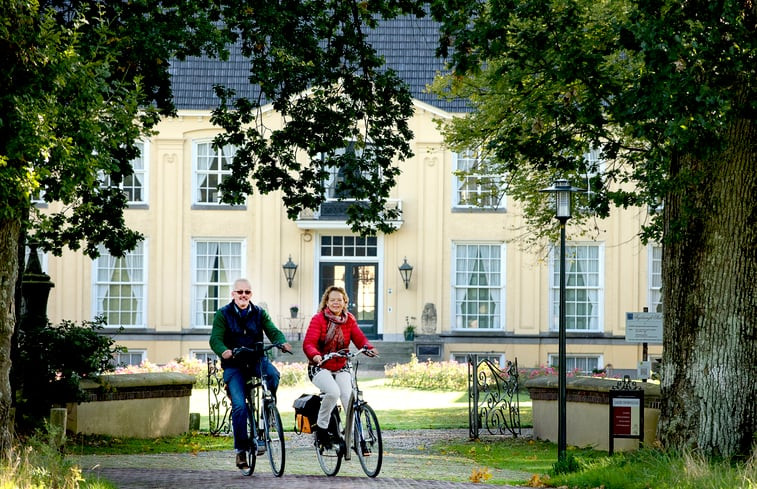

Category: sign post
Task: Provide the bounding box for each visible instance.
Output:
[609,376,644,455]
[625,311,662,381]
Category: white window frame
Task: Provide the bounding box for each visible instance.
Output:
[648,244,663,312]
[91,241,148,328]
[452,352,506,368]
[549,243,604,332]
[548,354,603,374]
[112,350,147,368]
[452,242,506,331]
[191,350,219,365]
[100,140,149,205]
[452,149,504,210]
[192,140,236,205]
[191,239,245,328]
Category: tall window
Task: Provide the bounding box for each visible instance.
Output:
[93,242,146,328]
[194,141,236,204]
[322,142,369,200]
[101,141,148,204]
[452,149,503,209]
[649,245,663,312]
[550,244,603,332]
[453,243,505,330]
[192,240,243,327]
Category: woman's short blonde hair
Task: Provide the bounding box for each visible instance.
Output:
[318,285,349,311]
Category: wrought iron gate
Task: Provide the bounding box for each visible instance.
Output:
[207,359,231,435]
[468,355,522,439]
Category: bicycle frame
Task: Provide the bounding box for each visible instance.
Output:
[233,343,288,477]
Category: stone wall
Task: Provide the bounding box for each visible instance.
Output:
[67,372,196,438]
[525,376,661,452]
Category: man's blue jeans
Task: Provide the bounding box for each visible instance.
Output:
[224,359,280,451]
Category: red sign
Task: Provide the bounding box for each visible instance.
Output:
[613,406,632,435]
[611,398,640,436]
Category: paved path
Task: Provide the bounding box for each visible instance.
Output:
[79,430,533,489]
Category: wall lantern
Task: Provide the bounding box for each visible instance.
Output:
[282,255,298,288]
[539,178,584,463]
[398,257,413,289]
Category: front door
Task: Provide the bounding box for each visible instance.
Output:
[319,263,378,338]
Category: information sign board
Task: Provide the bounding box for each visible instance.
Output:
[625,312,663,343]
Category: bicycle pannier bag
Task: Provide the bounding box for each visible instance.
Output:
[293,393,321,434]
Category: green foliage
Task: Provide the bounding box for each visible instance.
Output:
[548,447,757,489]
[552,452,582,475]
[385,354,469,390]
[210,1,427,235]
[428,0,756,245]
[14,316,123,433]
[1,428,98,489]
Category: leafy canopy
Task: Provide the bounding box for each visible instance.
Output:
[427,0,756,244]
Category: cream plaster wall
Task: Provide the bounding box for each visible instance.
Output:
[39,100,662,371]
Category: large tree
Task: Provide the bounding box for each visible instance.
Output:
[427,0,756,458]
[0,0,424,452]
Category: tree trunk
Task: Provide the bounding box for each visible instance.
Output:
[0,218,21,454]
[658,112,757,459]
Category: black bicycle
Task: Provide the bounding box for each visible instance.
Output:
[232,343,290,477]
[313,347,383,478]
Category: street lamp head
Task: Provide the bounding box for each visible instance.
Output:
[540,179,585,220]
[398,257,413,289]
[282,255,298,288]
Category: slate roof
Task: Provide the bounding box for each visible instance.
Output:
[169,15,470,113]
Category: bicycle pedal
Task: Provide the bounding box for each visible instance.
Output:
[256,440,266,455]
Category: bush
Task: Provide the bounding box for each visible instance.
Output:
[112,358,308,388]
[384,355,468,390]
[13,315,123,433]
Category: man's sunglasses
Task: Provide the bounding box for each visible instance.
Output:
[234,289,252,295]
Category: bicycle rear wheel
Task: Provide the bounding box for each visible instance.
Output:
[315,409,343,476]
[353,403,382,477]
[263,401,285,477]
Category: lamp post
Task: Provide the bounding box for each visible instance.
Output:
[540,179,583,463]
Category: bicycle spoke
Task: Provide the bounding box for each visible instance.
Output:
[354,404,382,477]
[264,401,286,477]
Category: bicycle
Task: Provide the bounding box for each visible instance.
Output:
[312,346,383,478]
[231,342,291,477]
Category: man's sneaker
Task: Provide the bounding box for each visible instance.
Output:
[235,451,249,469]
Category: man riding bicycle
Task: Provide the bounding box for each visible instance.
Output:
[209,278,292,470]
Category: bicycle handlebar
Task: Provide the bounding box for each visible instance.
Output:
[233,342,293,358]
[317,346,378,366]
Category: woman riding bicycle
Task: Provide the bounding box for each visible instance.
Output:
[209,278,292,470]
[303,285,378,447]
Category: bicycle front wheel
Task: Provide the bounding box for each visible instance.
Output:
[263,401,286,477]
[353,403,382,477]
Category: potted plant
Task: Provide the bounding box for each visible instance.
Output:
[289,305,299,318]
[404,316,416,341]
[404,325,416,341]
